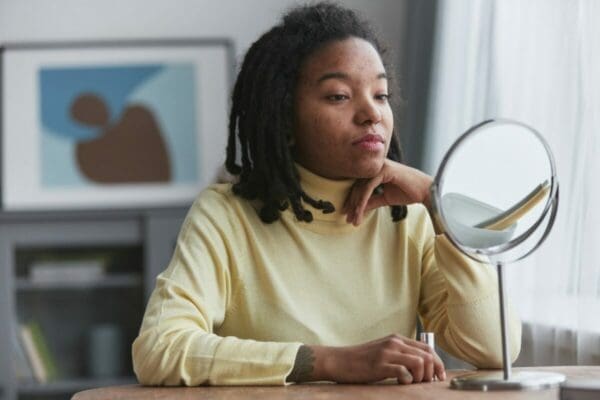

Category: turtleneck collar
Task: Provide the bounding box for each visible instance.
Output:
[295,163,355,223]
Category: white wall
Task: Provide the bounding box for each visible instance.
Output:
[0,0,406,70]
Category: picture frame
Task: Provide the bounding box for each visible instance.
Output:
[0,39,234,211]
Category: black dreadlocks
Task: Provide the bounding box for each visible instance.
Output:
[226,1,408,224]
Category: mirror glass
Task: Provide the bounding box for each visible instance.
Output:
[433,119,558,263]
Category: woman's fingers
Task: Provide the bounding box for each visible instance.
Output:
[384,364,413,385]
[364,194,388,214]
[380,339,444,383]
[385,350,428,383]
[355,176,383,223]
[399,354,426,383]
[344,176,384,225]
[401,338,446,381]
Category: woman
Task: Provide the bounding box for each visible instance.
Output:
[132,2,521,386]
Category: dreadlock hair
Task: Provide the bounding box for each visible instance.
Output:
[226,1,408,224]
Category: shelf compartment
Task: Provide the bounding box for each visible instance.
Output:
[16,286,144,386]
[16,274,142,291]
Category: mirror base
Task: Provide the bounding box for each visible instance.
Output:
[450,371,565,391]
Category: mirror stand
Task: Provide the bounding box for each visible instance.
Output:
[450,258,565,391]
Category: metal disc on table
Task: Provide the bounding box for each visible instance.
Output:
[450,371,566,391]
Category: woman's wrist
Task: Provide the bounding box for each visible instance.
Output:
[310,345,338,381]
[287,345,338,383]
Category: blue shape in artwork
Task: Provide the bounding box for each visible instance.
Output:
[129,64,198,183]
[41,127,88,187]
[39,65,163,140]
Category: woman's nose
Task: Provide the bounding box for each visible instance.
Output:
[354,98,382,126]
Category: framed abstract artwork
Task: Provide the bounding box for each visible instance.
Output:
[0,39,233,211]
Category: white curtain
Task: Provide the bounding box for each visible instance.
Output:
[425,0,600,366]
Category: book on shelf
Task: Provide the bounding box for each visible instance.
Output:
[29,259,106,283]
[19,321,60,383]
[11,322,35,383]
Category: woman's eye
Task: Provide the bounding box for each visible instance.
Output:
[326,94,349,102]
[375,93,390,101]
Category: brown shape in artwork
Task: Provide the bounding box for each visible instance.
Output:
[70,93,110,127]
[74,94,171,183]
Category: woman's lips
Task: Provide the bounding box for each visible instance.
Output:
[352,134,385,151]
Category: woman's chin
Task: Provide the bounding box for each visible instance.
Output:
[351,159,385,179]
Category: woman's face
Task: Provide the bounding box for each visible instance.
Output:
[293,37,394,180]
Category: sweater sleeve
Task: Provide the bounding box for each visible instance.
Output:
[132,195,302,386]
[415,206,522,368]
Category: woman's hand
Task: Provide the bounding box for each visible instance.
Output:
[308,334,446,384]
[343,159,433,225]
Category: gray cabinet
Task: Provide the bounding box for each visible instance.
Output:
[0,209,186,400]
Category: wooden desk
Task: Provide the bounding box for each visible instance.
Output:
[72,366,600,400]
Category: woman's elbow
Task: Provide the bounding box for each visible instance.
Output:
[132,328,214,386]
[132,331,163,385]
[132,330,186,386]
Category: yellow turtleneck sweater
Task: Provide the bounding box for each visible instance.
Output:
[132,165,521,386]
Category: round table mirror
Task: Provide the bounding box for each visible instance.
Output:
[429,119,563,391]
